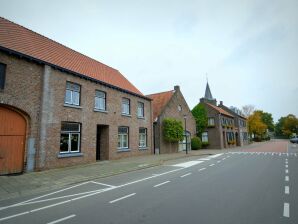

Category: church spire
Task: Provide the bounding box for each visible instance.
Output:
[204,81,213,100]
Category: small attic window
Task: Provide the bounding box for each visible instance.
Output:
[178,105,182,111]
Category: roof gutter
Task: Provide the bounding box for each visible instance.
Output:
[0,46,152,101]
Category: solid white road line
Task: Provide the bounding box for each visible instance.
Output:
[197,158,210,161]
[47,214,76,224]
[154,181,171,187]
[109,193,136,204]
[285,169,289,174]
[285,186,290,194]
[283,203,290,217]
[285,176,289,181]
[209,164,215,167]
[180,173,192,178]
[198,168,206,171]
[208,153,223,159]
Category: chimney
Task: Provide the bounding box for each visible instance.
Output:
[219,101,223,106]
[174,85,180,91]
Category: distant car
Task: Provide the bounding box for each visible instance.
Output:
[290,137,298,144]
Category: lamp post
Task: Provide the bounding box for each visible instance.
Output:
[184,115,188,154]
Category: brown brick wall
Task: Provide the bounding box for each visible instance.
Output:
[0,51,43,170]
[0,50,153,171]
[156,88,196,154]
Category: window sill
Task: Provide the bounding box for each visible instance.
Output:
[117,148,131,152]
[139,147,148,150]
[58,152,83,158]
[64,104,82,109]
[94,108,108,113]
[121,114,131,117]
[137,116,145,120]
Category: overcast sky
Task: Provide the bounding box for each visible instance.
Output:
[0,0,297,121]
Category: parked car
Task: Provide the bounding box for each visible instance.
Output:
[290,137,298,144]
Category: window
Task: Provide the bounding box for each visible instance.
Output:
[202,132,208,142]
[65,82,80,106]
[139,128,147,148]
[122,98,130,115]
[0,63,6,90]
[208,118,215,126]
[137,102,144,118]
[95,90,106,111]
[179,131,191,151]
[60,122,81,153]
[118,127,129,149]
[178,105,182,111]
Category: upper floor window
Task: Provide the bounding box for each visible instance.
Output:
[65,82,80,106]
[95,90,106,111]
[178,105,182,111]
[60,122,81,153]
[122,98,130,115]
[139,128,147,148]
[0,63,6,90]
[137,102,144,118]
[118,126,129,149]
[208,118,215,126]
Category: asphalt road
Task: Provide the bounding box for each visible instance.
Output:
[0,143,297,224]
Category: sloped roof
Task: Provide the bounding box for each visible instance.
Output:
[0,17,144,97]
[206,103,234,118]
[146,90,174,120]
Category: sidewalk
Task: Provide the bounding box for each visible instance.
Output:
[0,148,241,202]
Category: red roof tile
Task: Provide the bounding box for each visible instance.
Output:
[0,17,143,96]
[206,103,234,118]
[147,90,174,120]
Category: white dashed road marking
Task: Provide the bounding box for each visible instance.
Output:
[285,186,289,194]
[209,164,215,167]
[285,176,289,182]
[285,169,289,174]
[154,181,170,188]
[172,161,204,168]
[283,203,290,217]
[47,214,76,224]
[109,193,136,204]
[198,168,206,171]
[180,173,192,178]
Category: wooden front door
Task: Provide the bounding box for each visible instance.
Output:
[0,106,26,175]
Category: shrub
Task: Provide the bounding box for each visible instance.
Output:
[202,141,209,148]
[191,137,202,150]
[163,118,184,143]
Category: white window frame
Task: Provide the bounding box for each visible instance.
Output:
[139,128,147,148]
[95,90,106,111]
[65,82,80,106]
[137,102,144,118]
[60,122,81,154]
[202,132,208,142]
[208,117,215,126]
[118,126,129,149]
[122,98,130,115]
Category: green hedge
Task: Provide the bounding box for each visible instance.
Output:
[163,118,184,143]
[191,137,202,150]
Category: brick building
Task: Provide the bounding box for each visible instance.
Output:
[0,17,152,175]
[199,82,237,149]
[147,86,196,154]
[218,102,248,146]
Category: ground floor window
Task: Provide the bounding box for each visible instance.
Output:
[202,132,208,142]
[179,131,191,151]
[226,132,235,143]
[60,122,81,153]
[139,128,147,148]
[118,126,129,149]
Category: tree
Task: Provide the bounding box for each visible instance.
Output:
[282,114,298,137]
[248,111,267,139]
[275,114,298,138]
[241,105,255,117]
[163,118,184,142]
[191,103,208,137]
[255,110,274,132]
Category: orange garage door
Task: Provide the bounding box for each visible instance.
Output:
[0,106,26,175]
